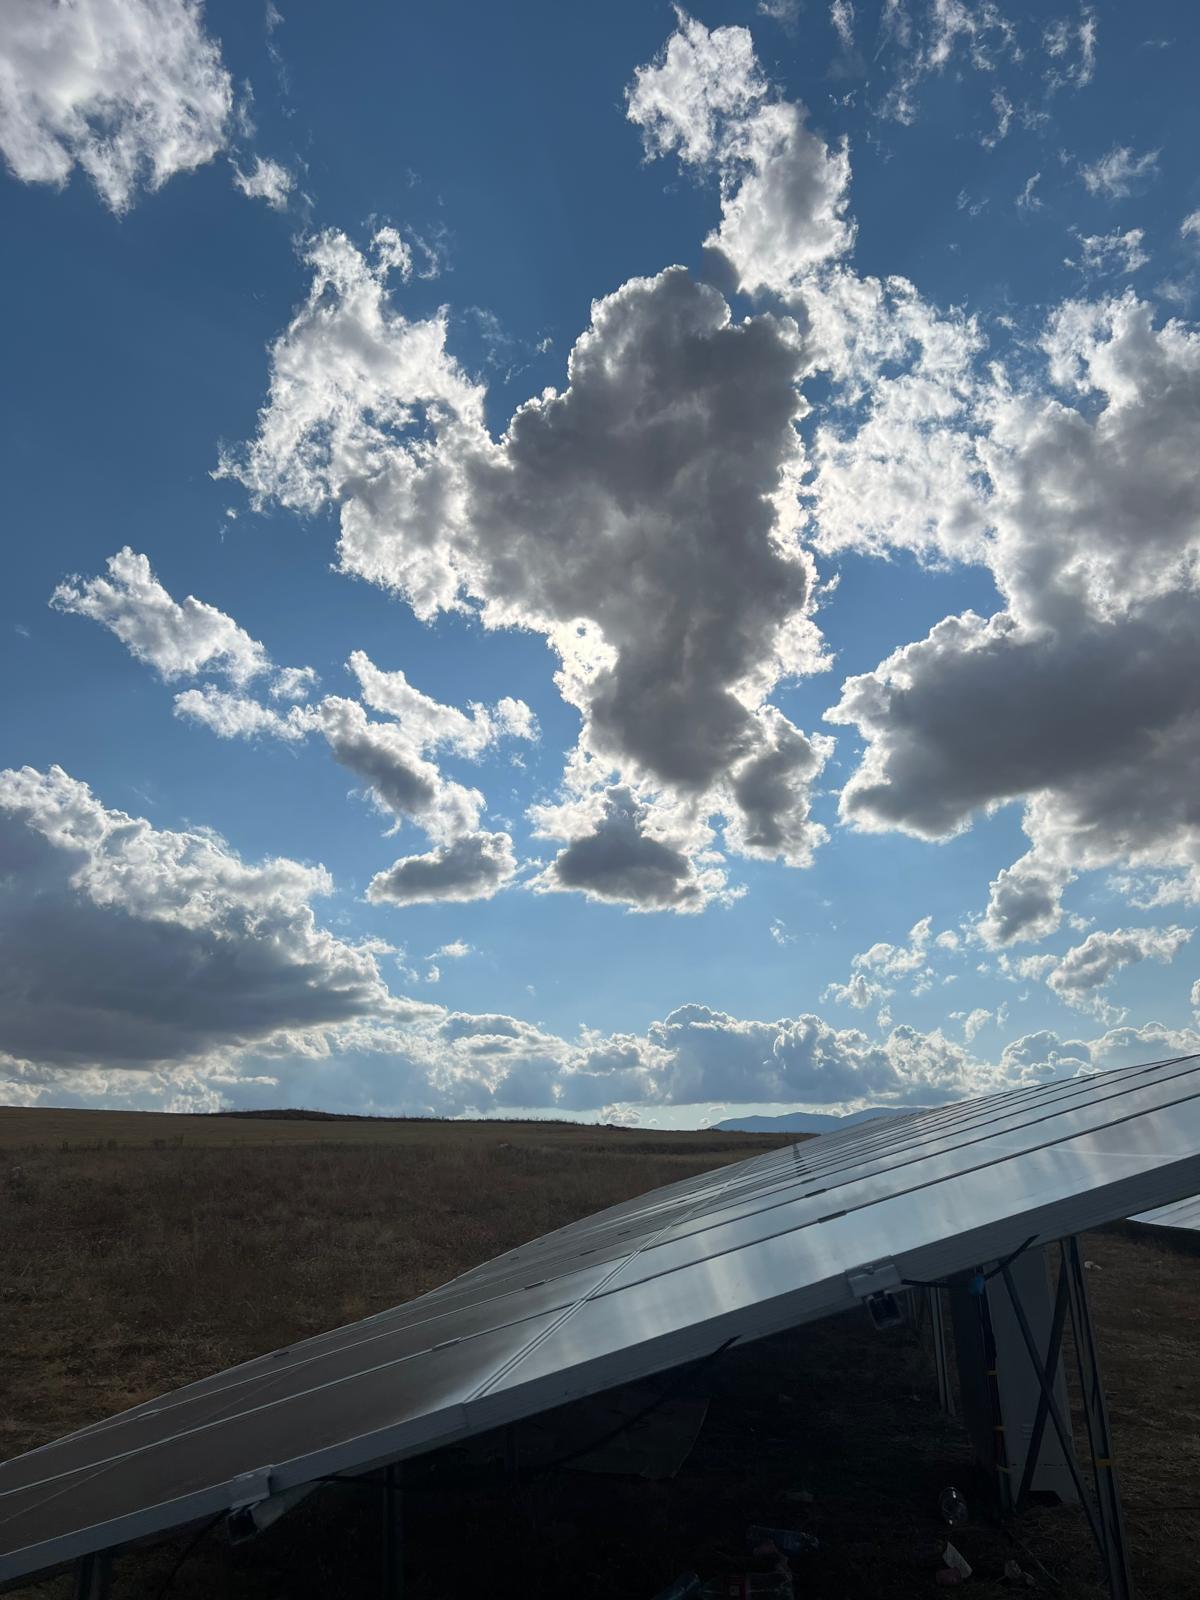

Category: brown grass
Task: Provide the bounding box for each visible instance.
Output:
[1,1107,1198,1598]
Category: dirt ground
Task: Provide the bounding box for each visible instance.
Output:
[1,1107,1198,1598]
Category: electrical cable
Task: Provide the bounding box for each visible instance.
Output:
[152,1512,223,1599]
[900,1234,1038,1293]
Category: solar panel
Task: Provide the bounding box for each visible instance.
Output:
[1131,1191,1200,1232]
[4,1052,1200,1585]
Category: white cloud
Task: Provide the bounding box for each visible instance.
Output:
[221,225,834,911]
[430,940,472,960]
[823,971,891,1010]
[829,293,1200,925]
[59,546,529,906]
[531,786,736,914]
[270,665,320,701]
[623,1004,988,1108]
[803,269,988,566]
[367,832,518,907]
[0,0,232,212]
[999,1028,1091,1082]
[1043,9,1097,91]
[962,1006,992,1042]
[1046,925,1192,1010]
[625,9,766,167]
[1182,211,1200,242]
[876,0,1021,127]
[174,677,525,909]
[635,20,984,593]
[1002,1020,1200,1084]
[215,227,479,618]
[707,100,854,295]
[230,153,294,209]
[759,0,803,28]
[979,851,1073,946]
[3,777,1187,1116]
[1069,228,1149,276]
[830,1,855,52]
[52,547,270,685]
[314,695,485,843]
[825,915,947,1007]
[1080,145,1159,199]
[981,88,1013,148]
[0,765,390,1070]
[854,914,933,977]
[174,686,318,741]
[832,0,857,51]
[1017,172,1044,213]
[628,13,853,294]
[348,649,537,758]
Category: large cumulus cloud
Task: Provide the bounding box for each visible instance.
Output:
[218,225,833,911]
[829,294,1200,936]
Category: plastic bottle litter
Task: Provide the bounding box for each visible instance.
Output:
[938,1486,969,1527]
[746,1525,819,1556]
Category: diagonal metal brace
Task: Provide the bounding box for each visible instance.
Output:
[1013,1253,1071,1512]
[999,1262,1103,1549]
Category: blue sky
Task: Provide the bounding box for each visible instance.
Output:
[2,0,1199,1124]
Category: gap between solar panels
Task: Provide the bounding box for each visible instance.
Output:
[3,1050,1200,1599]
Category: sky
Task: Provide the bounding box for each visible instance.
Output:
[2,0,1200,1127]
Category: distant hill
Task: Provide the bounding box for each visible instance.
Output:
[714,1106,932,1134]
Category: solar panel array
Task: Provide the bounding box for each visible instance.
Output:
[1131,1191,1200,1232]
[4,1053,1200,1584]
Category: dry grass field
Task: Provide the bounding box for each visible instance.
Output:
[1,1106,1198,1598]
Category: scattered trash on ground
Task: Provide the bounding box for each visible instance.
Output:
[650,1516,819,1600]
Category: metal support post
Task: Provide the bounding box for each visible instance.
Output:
[1062,1237,1133,1600]
[928,1286,955,1416]
[382,1463,403,1599]
[978,1284,1014,1513]
[73,1551,112,1600]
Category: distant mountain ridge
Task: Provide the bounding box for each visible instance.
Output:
[714,1106,933,1134]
